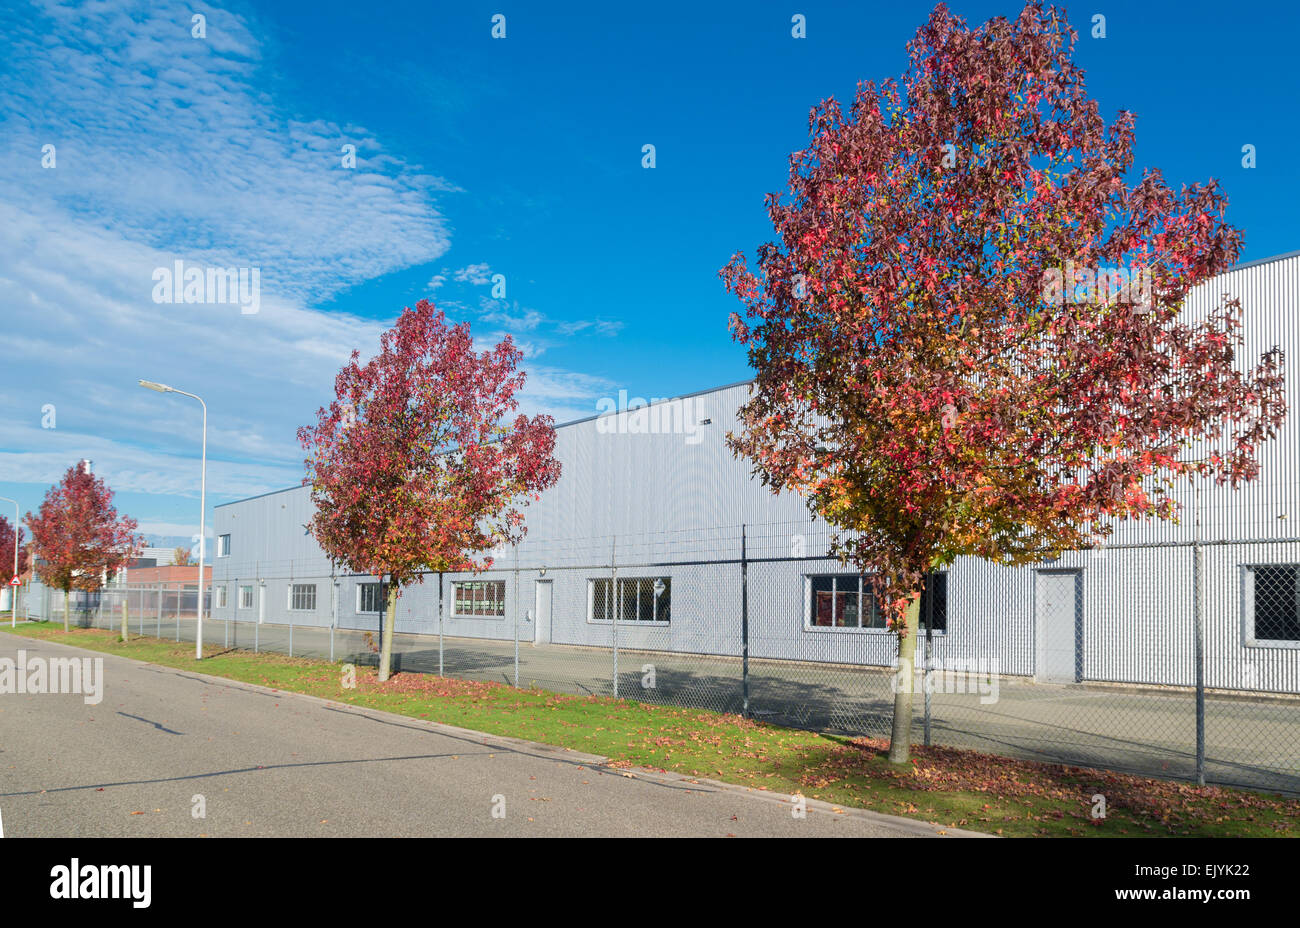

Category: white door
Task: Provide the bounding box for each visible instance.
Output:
[534,580,553,645]
[1036,570,1082,683]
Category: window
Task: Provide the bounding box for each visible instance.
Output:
[357,582,390,614]
[217,534,231,557]
[921,572,948,633]
[238,585,254,609]
[289,583,317,612]
[589,577,671,623]
[215,585,228,609]
[806,572,947,632]
[810,575,884,628]
[452,580,506,617]
[1246,564,1300,645]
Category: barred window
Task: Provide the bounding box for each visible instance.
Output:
[289,583,316,612]
[806,573,946,631]
[239,585,254,609]
[453,580,506,617]
[215,585,228,609]
[357,582,389,614]
[1248,565,1300,644]
[589,577,671,623]
[921,572,948,633]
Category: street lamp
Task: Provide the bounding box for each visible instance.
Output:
[139,380,208,660]
[0,496,18,628]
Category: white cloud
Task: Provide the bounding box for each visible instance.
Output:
[452,263,494,286]
[556,318,626,337]
[0,0,615,530]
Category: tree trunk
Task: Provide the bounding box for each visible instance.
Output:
[64,589,70,632]
[377,583,399,682]
[888,593,923,764]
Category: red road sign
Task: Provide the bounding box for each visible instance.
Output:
[8,577,18,586]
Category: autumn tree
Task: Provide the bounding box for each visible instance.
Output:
[26,463,143,631]
[722,2,1286,763]
[172,546,193,567]
[0,516,29,582]
[0,517,30,615]
[299,299,561,681]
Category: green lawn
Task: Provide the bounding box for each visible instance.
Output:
[7,621,1298,837]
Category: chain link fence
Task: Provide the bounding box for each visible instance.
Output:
[13,521,1300,795]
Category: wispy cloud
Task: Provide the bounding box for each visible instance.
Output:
[0,0,613,528]
[556,318,626,337]
[452,262,494,286]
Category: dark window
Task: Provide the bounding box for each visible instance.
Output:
[1253,565,1300,642]
[590,578,670,622]
[920,572,948,633]
[807,575,885,629]
[289,583,316,611]
[452,580,505,617]
[808,572,946,631]
[358,582,390,614]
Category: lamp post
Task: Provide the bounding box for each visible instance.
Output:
[0,496,18,627]
[139,380,207,660]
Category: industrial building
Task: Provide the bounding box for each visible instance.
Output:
[210,251,1300,695]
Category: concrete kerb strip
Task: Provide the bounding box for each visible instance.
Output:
[0,630,991,838]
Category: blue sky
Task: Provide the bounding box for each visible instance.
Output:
[2,0,1297,548]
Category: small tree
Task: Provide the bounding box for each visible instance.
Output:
[0,515,29,585]
[26,463,142,631]
[299,299,561,681]
[172,546,193,567]
[722,2,1287,763]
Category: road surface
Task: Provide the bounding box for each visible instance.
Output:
[0,631,968,837]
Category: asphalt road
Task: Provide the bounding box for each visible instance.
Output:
[0,631,967,838]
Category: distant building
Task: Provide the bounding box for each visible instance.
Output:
[123,564,211,585]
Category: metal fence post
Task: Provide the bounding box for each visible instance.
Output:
[611,536,619,699]
[924,620,933,748]
[175,582,180,641]
[156,583,161,637]
[741,524,749,719]
[1194,484,1206,787]
[437,572,444,676]
[330,574,338,663]
[513,546,520,689]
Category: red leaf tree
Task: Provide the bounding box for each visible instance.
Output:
[0,515,30,585]
[26,463,143,630]
[299,299,561,681]
[722,2,1287,763]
